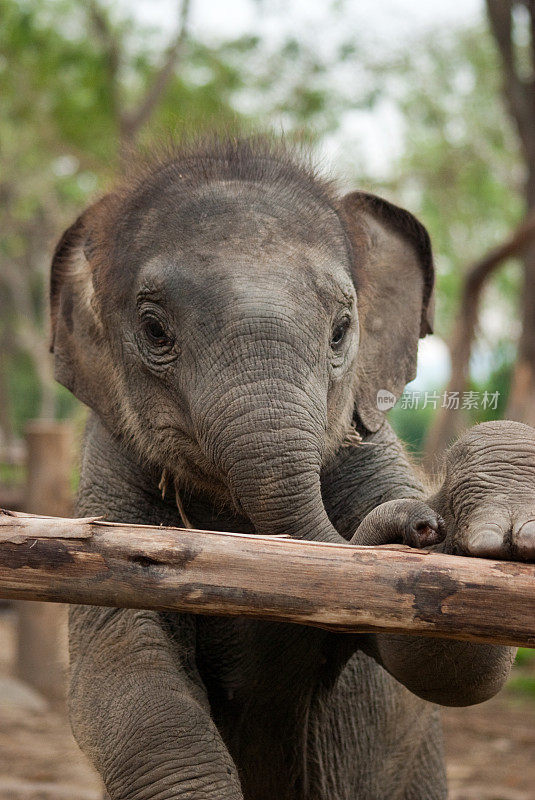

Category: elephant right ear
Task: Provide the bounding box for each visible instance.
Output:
[340,191,435,433]
[50,196,121,425]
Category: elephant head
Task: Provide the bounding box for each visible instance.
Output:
[50,138,434,542]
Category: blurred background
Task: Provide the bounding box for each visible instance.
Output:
[1,1,535,798]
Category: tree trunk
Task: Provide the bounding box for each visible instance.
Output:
[506,171,535,425]
[423,210,535,465]
[486,1,535,426]
[16,422,73,700]
[0,341,15,449]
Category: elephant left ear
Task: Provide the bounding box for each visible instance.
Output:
[340,191,435,433]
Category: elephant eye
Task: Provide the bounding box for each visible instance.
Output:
[331,316,351,350]
[141,313,173,348]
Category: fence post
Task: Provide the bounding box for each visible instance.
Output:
[16,420,74,700]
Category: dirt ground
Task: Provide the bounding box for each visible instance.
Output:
[1,608,534,800]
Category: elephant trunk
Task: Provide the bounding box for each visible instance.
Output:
[196,379,342,544]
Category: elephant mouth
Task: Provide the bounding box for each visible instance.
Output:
[157,428,253,527]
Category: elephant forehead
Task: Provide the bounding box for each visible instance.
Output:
[98,181,353,317]
[136,244,355,319]
[134,181,347,253]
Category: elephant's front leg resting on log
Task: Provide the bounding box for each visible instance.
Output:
[429,420,535,561]
[322,420,535,707]
[69,606,243,800]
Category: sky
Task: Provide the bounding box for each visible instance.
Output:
[124,0,483,45]
[113,0,488,390]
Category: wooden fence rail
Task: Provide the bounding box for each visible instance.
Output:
[1,509,535,648]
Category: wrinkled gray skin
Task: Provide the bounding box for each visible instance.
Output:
[50,139,535,800]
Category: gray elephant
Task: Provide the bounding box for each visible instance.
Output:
[49,137,535,800]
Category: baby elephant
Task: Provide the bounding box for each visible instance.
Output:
[50,137,535,800]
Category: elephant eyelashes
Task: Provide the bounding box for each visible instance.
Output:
[330,315,351,350]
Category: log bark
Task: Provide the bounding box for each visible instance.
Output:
[1,510,535,648]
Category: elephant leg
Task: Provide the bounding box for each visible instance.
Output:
[69,606,242,800]
[401,709,447,800]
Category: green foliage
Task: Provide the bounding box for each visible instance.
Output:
[491,650,535,700]
[6,353,41,431]
[516,648,535,666]
[508,673,535,699]
[0,461,25,489]
[1,0,114,162]
[389,403,436,457]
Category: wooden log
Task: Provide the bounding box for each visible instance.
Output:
[16,421,73,700]
[1,509,535,648]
